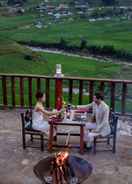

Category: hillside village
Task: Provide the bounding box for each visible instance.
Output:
[1,0,132,25]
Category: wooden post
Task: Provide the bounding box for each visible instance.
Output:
[11,76,16,107]
[110,82,115,112]
[89,81,94,103]
[28,77,32,108]
[2,76,7,109]
[55,78,63,110]
[80,124,84,154]
[99,81,105,93]
[79,80,83,105]
[36,78,41,92]
[20,77,24,108]
[45,79,50,108]
[48,122,54,152]
[68,80,73,104]
[121,83,127,114]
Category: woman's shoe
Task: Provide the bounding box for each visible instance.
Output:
[86,146,92,151]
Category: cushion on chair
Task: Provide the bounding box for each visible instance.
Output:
[24,110,32,130]
[25,120,32,130]
[109,113,118,135]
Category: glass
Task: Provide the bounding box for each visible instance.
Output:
[80,112,87,123]
[56,64,62,74]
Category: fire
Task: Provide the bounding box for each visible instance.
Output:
[56,151,69,167]
[51,151,78,184]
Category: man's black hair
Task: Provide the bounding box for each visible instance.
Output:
[94,92,104,100]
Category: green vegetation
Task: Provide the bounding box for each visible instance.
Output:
[0,42,121,77]
[0,13,132,79]
[3,0,132,7]
[0,15,132,53]
[0,8,131,80]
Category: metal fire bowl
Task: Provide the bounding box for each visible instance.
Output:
[33,154,92,184]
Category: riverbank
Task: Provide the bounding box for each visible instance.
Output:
[27,45,132,66]
[19,40,132,64]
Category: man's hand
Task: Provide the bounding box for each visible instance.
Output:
[92,130,99,133]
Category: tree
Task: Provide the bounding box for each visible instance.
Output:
[59,37,67,49]
[102,0,118,6]
[80,38,87,49]
[7,0,27,6]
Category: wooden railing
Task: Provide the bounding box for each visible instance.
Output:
[0,73,132,115]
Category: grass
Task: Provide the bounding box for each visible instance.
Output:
[1,15,132,53]
[0,43,121,78]
[0,15,132,58]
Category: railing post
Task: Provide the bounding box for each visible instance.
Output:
[2,76,7,109]
[121,83,127,115]
[99,81,105,93]
[79,80,83,105]
[89,81,94,103]
[36,78,41,92]
[110,82,116,112]
[68,80,73,104]
[45,79,50,108]
[20,77,24,108]
[28,77,32,108]
[11,76,16,108]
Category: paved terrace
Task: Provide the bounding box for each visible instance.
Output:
[0,110,132,184]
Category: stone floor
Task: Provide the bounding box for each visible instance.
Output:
[0,110,132,184]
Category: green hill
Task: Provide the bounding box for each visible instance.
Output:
[2,0,132,7]
[88,0,132,6]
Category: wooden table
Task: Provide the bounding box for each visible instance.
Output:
[48,120,85,154]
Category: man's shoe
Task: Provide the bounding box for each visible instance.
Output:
[86,146,92,151]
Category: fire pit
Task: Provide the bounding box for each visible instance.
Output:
[33,152,92,184]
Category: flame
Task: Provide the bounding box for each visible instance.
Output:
[56,151,69,166]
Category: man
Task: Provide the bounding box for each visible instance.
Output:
[77,92,111,148]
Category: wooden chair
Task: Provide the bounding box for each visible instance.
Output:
[93,112,118,154]
[20,110,46,151]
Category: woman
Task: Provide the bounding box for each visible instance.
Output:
[32,91,60,136]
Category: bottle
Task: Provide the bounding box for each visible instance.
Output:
[66,104,71,119]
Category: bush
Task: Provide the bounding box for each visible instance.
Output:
[24,51,42,61]
[59,37,67,49]
[80,39,87,50]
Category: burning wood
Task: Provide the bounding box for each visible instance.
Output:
[56,151,69,167]
[50,151,78,184]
